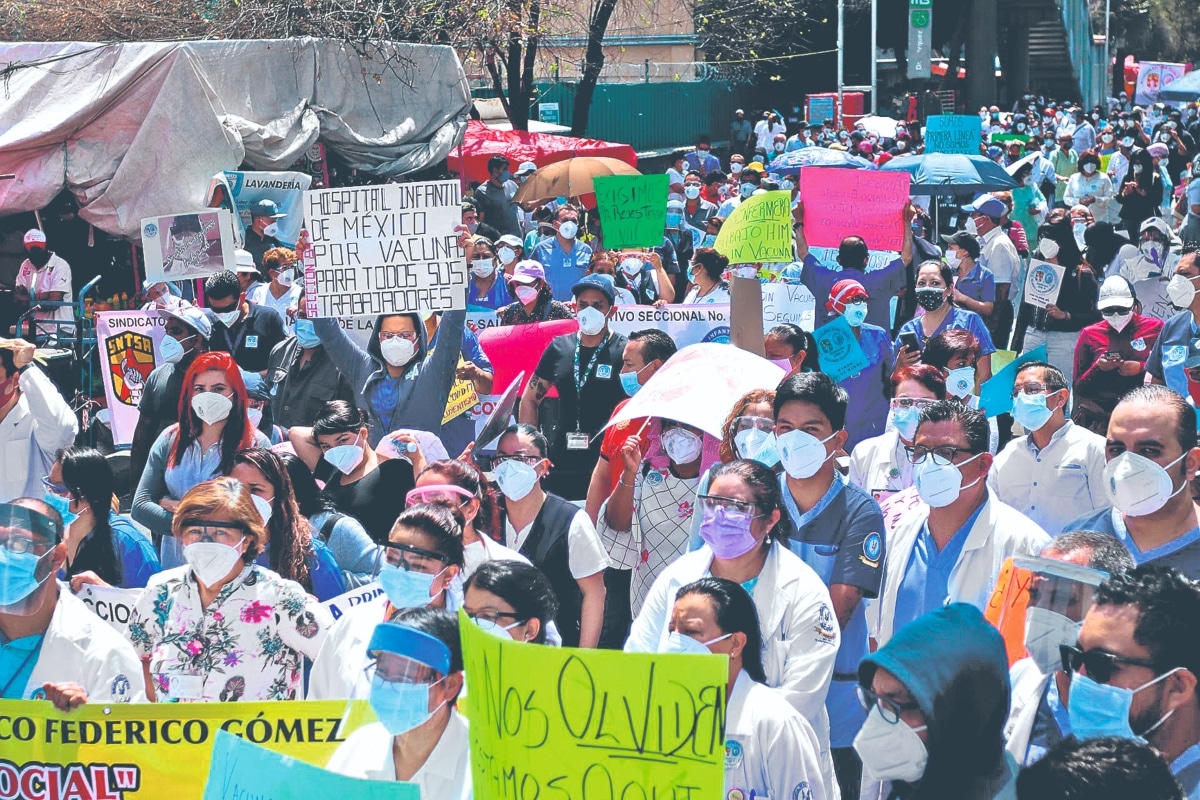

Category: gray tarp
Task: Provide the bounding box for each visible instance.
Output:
[0,38,470,239]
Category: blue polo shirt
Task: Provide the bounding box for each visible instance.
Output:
[531,238,593,301]
[892,307,997,366]
[955,262,996,304]
[0,633,43,699]
[1065,507,1200,579]
[466,274,513,311]
[1146,310,1197,399]
[892,500,987,634]
[782,471,886,748]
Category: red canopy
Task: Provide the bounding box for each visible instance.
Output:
[447,120,637,184]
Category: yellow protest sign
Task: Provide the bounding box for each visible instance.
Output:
[443,358,479,425]
[460,610,728,800]
[0,698,374,799]
[713,190,794,264]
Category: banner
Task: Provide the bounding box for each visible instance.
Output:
[1022,259,1065,309]
[303,181,468,318]
[141,210,237,283]
[477,318,579,394]
[1135,61,1188,106]
[319,582,386,622]
[96,311,168,446]
[812,316,870,382]
[209,170,313,249]
[800,169,910,251]
[0,699,375,800]
[593,175,670,249]
[714,190,794,264]
[907,0,932,79]
[76,584,143,636]
[761,281,817,332]
[461,611,727,800]
[203,729,416,800]
[924,115,981,155]
[608,304,731,347]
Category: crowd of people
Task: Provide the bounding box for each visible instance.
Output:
[5,88,1200,800]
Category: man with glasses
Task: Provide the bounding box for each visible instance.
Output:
[0,498,144,706]
[870,401,1049,647]
[988,362,1107,535]
[1064,565,1200,796]
[772,372,886,800]
[327,610,470,796]
[203,269,285,375]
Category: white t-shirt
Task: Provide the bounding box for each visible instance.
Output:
[16,254,72,334]
[754,120,785,151]
[246,282,301,330]
[505,506,610,579]
[683,283,731,304]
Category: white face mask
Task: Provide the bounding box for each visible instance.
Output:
[964,217,980,236]
[498,247,517,265]
[160,334,187,364]
[853,705,928,784]
[684,185,702,200]
[658,632,731,655]
[913,452,983,508]
[558,221,578,240]
[380,336,418,367]
[776,429,836,480]
[662,428,702,465]
[214,308,241,327]
[730,163,743,174]
[1024,606,1082,675]
[184,538,245,588]
[470,258,496,278]
[247,407,263,428]
[945,366,976,399]
[1167,273,1199,308]
[944,250,963,269]
[1038,238,1061,260]
[263,222,280,238]
[324,434,366,475]
[1082,163,1098,175]
[577,306,607,337]
[515,285,539,306]
[495,458,540,501]
[251,494,273,525]
[191,391,233,425]
[276,268,295,288]
[1104,451,1187,517]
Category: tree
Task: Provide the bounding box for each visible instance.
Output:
[570,0,620,137]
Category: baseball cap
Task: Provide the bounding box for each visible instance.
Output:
[496,234,522,249]
[161,305,213,340]
[247,199,286,219]
[23,229,46,248]
[1096,275,1136,311]
[572,274,616,306]
[515,161,538,175]
[962,193,1006,218]
[1147,142,1170,159]
[510,260,545,284]
[234,249,258,273]
[941,231,982,259]
[1140,217,1171,238]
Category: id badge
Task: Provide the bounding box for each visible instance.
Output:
[169,673,204,701]
[566,432,590,450]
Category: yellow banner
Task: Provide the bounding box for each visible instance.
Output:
[0,699,374,799]
[460,610,728,800]
[443,358,479,424]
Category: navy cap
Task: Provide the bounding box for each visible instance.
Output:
[247,199,285,219]
[572,274,616,305]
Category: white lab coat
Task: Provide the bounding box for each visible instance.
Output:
[22,584,146,703]
[848,429,911,501]
[1004,657,1052,767]
[725,670,837,800]
[327,712,472,800]
[626,540,840,771]
[868,494,1050,646]
[0,366,78,502]
[307,600,384,700]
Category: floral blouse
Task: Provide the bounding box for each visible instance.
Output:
[129,563,331,702]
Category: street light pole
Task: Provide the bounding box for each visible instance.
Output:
[837,0,844,121]
[1104,0,1111,98]
[870,0,878,114]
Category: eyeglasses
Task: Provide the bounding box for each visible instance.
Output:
[466,609,525,626]
[0,535,49,555]
[890,397,932,410]
[493,454,541,466]
[382,540,450,571]
[1059,644,1161,684]
[178,522,248,545]
[40,477,71,497]
[856,685,923,724]
[698,494,759,515]
[363,658,440,687]
[732,416,775,434]
[378,331,418,343]
[904,444,975,466]
[1011,381,1052,398]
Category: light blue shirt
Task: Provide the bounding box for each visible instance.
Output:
[892,501,987,633]
[0,633,43,699]
[531,238,593,301]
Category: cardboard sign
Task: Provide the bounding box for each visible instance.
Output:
[713,190,794,263]
[924,115,983,154]
[443,358,480,424]
[761,281,817,332]
[593,174,670,249]
[800,168,910,251]
[142,209,237,283]
[812,315,870,382]
[1023,259,1066,309]
[303,181,468,318]
[730,276,766,355]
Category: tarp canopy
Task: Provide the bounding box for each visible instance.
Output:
[1161,69,1200,103]
[0,38,471,240]
[447,120,636,184]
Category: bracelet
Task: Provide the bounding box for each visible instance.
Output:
[619,476,635,488]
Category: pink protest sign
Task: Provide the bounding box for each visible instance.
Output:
[800,168,911,251]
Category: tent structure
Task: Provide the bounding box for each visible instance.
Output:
[0,39,471,240]
[447,120,636,184]
[1161,70,1200,104]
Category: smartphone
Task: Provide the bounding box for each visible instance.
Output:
[1104,351,1120,360]
[899,331,920,353]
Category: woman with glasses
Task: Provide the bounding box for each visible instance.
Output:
[462,560,559,644]
[133,352,270,569]
[280,453,382,588]
[230,448,345,602]
[128,477,330,702]
[855,603,1016,800]
[849,365,947,504]
[628,459,840,775]
[308,504,464,700]
[660,577,833,800]
[46,446,160,590]
[492,423,609,648]
[327,610,469,797]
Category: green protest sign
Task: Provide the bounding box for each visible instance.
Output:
[593,174,670,248]
[461,610,728,800]
[713,190,794,264]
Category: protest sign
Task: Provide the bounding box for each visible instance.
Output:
[444,358,480,424]
[714,190,794,264]
[924,116,982,154]
[203,729,417,800]
[461,610,727,800]
[800,168,910,251]
[730,276,766,355]
[142,209,237,283]
[983,557,1035,668]
[761,281,817,331]
[320,581,386,622]
[474,372,524,450]
[1134,276,1179,323]
[1023,259,1066,309]
[1136,61,1188,106]
[303,181,468,318]
[978,345,1047,416]
[812,316,870,382]
[593,174,670,249]
[75,584,143,636]
[96,311,168,446]
[0,698,375,800]
[207,170,313,248]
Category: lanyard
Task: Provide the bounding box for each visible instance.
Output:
[220,318,248,355]
[573,332,610,395]
[0,635,45,699]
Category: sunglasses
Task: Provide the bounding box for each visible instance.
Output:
[1059,644,1161,684]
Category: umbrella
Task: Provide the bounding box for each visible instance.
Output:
[856,115,902,139]
[1161,70,1200,104]
[766,148,876,176]
[601,343,785,439]
[879,153,1018,196]
[512,156,641,209]
[1004,152,1039,177]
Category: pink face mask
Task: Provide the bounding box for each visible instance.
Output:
[515,285,539,305]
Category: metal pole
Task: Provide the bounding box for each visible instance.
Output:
[1104,0,1111,99]
[837,0,844,124]
[870,0,878,114]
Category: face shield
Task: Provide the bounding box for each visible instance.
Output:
[364,623,453,736]
[1000,555,1107,675]
[0,503,61,616]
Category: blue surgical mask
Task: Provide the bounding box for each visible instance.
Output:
[733,428,780,468]
[843,303,869,328]
[1012,392,1056,432]
[368,674,445,736]
[889,406,922,442]
[378,563,443,610]
[620,370,642,397]
[293,318,321,349]
[666,212,683,229]
[42,491,79,529]
[0,547,46,607]
[701,234,717,248]
[1068,669,1180,743]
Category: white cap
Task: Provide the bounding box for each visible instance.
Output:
[1097,276,1135,310]
[161,305,213,339]
[23,229,46,247]
[515,161,538,175]
[234,249,258,273]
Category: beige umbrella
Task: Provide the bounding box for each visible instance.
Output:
[512,156,641,209]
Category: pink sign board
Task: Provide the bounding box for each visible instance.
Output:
[800,168,911,251]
